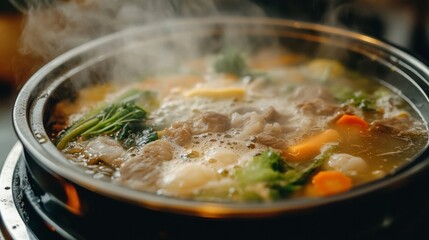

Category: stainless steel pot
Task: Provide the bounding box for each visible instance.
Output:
[13,18,429,239]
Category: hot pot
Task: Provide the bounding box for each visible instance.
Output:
[13,18,429,239]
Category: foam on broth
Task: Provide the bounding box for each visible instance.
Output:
[49,50,428,202]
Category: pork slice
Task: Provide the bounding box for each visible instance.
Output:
[86,136,126,168]
[255,133,287,149]
[370,116,426,136]
[263,106,281,122]
[163,122,193,146]
[291,85,341,117]
[232,112,266,140]
[232,106,258,115]
[297,98,340,116]
[192,112,231,134]
[119,140,174,190]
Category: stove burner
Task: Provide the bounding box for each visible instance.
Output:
[0,143,72,239]
[0,143,33,239]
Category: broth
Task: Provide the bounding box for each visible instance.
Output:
[49,49,428,202]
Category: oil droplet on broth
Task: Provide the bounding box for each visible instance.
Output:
[34,132,48,143]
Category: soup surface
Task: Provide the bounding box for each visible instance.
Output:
[50,49,428,202]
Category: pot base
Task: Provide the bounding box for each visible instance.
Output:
[1,143,429,240]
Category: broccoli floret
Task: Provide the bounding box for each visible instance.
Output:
[214,49,248,77]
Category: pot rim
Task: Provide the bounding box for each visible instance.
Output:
[13,17,429,218]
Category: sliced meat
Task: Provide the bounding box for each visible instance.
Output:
[297,98,340,116]
[163,122,193,146]
[192,112,231,134]
[233,106,285,123]
[370,116,426,136]
[119,140,174,190]
[86,136,126,168]
[263,106,281,122]
[232,112,266,139]
[263,122,283,136]
[292,85,340,117]
[163,112,230,145]
[232,106,258,115]
[254,133,286,149]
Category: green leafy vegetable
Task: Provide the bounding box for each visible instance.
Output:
[56,89,158,149]
[132,90,159,112]
[373,88,404,109]
[236,146,335,200]
[196,146,336,202]
[332,86,376,111]
[115,125,158,149]
[214,49,248,77]
[235,150,286,185]
[347,91,375,111]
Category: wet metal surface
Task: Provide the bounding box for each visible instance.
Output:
[0,143,33,240]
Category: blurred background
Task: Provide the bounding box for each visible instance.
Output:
[0,1,22,165]
[1,0,429,163]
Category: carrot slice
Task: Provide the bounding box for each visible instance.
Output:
[336,114,368,131]
[312,171,353,196]
[283,129,340,162]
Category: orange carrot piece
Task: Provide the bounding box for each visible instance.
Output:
[336,114,368,131]
[283,129,340,162]
[312,171,353,196]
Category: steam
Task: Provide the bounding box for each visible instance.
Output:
[13,0,412,73]
[14,0,266,60]
[14,0,403,93]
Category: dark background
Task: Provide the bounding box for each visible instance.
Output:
[252,0,429,62]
